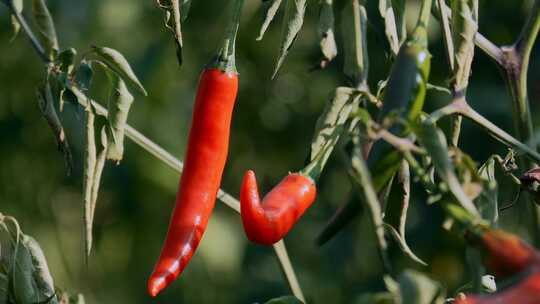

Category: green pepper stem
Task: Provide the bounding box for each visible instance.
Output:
[208,0,245,73]
[411,0,433,47]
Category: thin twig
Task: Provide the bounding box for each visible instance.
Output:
[4,1,50,63]
[474,33,504,65]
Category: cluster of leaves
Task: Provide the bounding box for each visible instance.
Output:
[252,0,540,302]
[0,213,84,303]
[3,0,148,289]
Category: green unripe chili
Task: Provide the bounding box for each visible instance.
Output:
[318,0,433,246]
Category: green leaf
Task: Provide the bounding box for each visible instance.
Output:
[414,119,480,218]
[105,74,134,162]
[398,270,445,304]
[317,0,337,68]
[309,87,358,177]
[83,123,109,259]
[32,0,59,60]
[37,80,73,176]
[8,0,23,41]
[264,296,303,304]
[12,235,57,304]
[156,0,183,65]
[23,235,57,303]
[257,0,283,41]
[378,0,400,55]
[58,48,77,74]
[349,146,391,272]
[384,224,427,266]
[426,83,451,95]
[341,0,369,86]
[75,60,94,92]
[83,107,97,259]
[91,46,147,96]
[272,0,307,78]
[383,161,427,266]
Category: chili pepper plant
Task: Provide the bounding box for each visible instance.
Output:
[1,0,540,303]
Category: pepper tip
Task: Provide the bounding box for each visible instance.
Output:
[147,276,166,298]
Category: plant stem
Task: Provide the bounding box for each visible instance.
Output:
[474,33,503,65]
[504,0,540,246]
[210,0,244,73]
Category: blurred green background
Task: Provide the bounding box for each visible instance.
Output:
[1,0,540,303]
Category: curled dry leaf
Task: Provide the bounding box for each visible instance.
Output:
[257,0,283,41]
[32,0,59,59]
[105,74,134,163]
[37,80,73,176]
[91,46,147,96]
[272,0,307,79]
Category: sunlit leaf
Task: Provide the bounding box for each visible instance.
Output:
[342,0,368,85]
[349,145,390,271]
[477,157,499,225]
[8,0,23,41]
[272,0,307,78]
[257,0,283,41]
[12,235,57,303]
[83,107,97,259]
[317,0,337,68]
[310,87,358,176]
[91,46,147,96]
[32,0,59,59]
[383,161,427,266]
[23,235,56,303]
[378,0,399,55]
[105,73,134,162]
[415,119,479,217]
[156,0,183,65]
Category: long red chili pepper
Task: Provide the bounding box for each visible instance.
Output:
[240,170,317,245]
[455,266,540,304]
[466,228,540,278]
[147,0,243,297]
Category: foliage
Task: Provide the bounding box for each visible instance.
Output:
[1,0,540,303]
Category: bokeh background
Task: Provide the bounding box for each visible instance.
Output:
[1,0,540,303]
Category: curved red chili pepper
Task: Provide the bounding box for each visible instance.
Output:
[468,229,540,278]
[147,68,238,297]
[240,170,317,245]
[455,266,540,304]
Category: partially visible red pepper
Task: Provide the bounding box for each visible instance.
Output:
[466,228,540,278]
[147,0,243,297]
[454,266,540,304]
[240,170,317,245]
